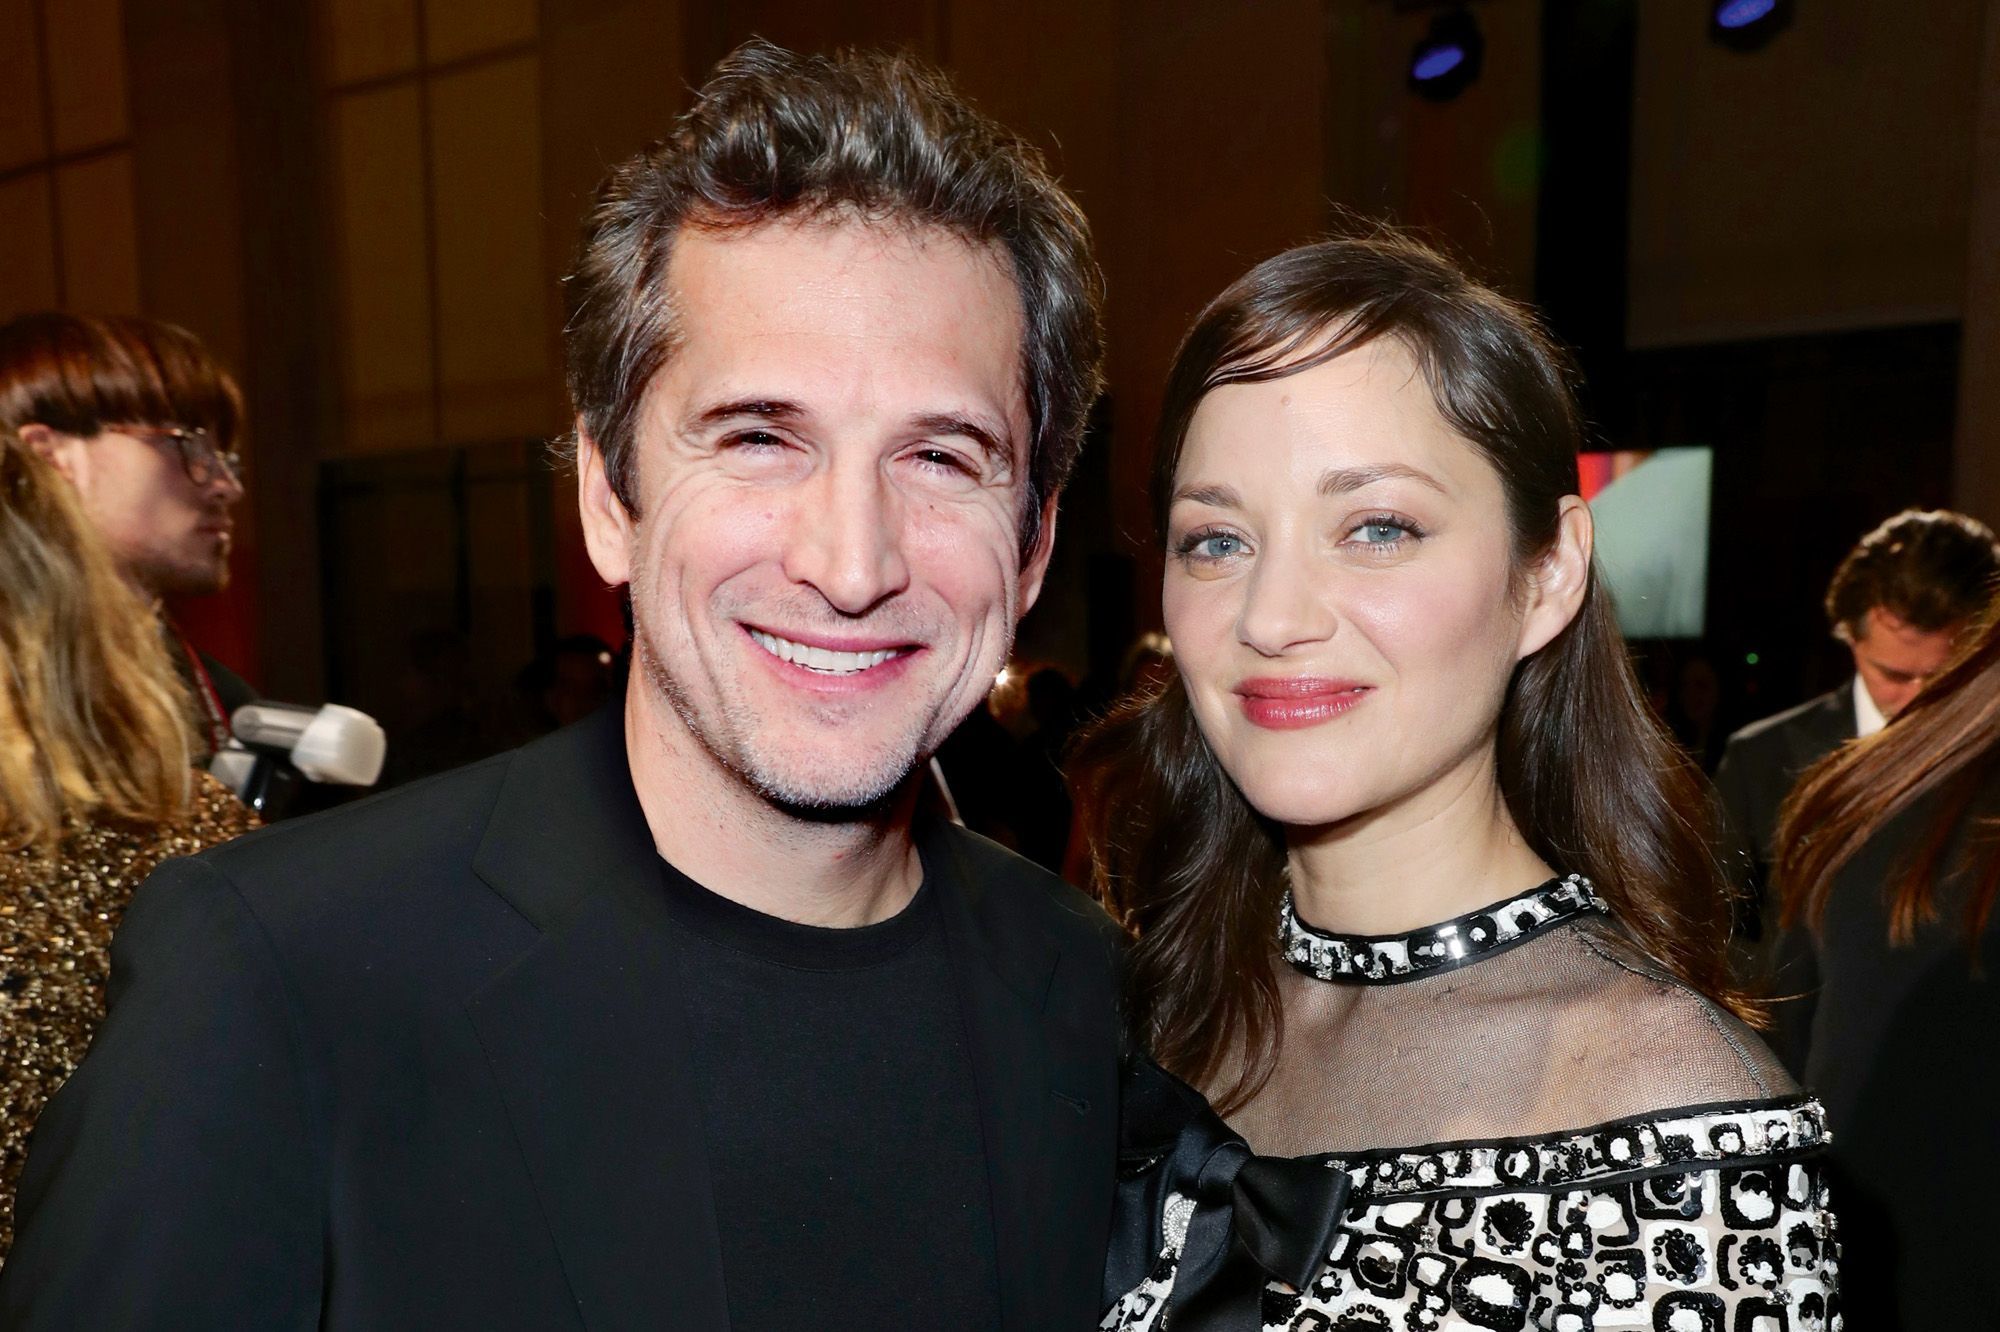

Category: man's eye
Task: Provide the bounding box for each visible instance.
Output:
[729,430,786,450]
[912,447,974,475]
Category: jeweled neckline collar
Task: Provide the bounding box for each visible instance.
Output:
[1279,873,1608,985]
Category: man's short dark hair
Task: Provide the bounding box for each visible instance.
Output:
[1825,508,2000,638]
[563,39,1105,553]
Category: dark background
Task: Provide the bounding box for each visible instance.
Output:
[3,0,1995,769]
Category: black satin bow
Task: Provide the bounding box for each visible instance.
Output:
[1105,1057,1351,1331]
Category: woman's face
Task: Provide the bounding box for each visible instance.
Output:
[1162,337,1570,832]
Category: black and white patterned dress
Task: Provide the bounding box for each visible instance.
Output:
[1103,878,1842,1332]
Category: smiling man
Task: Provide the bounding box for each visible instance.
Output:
[0,43,1116,1331]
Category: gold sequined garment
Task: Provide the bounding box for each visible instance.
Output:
[0,773,255,1261]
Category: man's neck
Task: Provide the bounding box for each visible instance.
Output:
[623,685,925,928]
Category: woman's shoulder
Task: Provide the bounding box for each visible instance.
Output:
[1547,916,1800,1108]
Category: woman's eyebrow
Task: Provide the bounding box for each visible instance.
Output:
[1170,482,1241,509]
[1317,463,1448,496]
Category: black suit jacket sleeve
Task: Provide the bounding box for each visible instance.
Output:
[1,859,322,1328]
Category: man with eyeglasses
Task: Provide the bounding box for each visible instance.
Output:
[0,312,254,755]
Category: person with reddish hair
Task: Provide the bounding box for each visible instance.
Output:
[0,312,253,756]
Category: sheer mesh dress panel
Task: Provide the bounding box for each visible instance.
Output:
[1228,912,1794,1158]
[1103,879,1843,1332]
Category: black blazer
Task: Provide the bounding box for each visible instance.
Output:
[1712,682,1857,916]
[0,706,1121,1330]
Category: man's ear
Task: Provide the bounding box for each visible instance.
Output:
[17,424,87,489]
[1517,495,1593,660]
[575,423,634,588]
[1017,493,1061,619]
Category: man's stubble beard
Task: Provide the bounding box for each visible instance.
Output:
[632,597,969,821]
[127,547,229,600]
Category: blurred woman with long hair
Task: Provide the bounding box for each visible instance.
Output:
[0,435,253,1260]
[1080,232,1842,1329]
[1775,601,1998,1327]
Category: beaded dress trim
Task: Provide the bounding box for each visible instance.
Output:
[1279,872,1609,984]
[1329,1095,1829,1200]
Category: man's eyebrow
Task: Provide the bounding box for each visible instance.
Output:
[1318,464,1448,496]
[910,411,1013,464]
[1170,482,1242,510]
[685,398,809,430]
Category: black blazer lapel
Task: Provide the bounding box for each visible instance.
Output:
[926,823,1118,1332]
[464,708,730,1332]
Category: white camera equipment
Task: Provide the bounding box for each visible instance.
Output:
[209,702,387,816]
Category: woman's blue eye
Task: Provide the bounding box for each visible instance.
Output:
[1192,533,1243,559]
[1352,518,1418,545]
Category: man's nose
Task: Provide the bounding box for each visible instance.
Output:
[784,462,910,615]
[209,464,245,503]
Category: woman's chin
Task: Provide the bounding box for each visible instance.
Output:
[1233,780,1369,833]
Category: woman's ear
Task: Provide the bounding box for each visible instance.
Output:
[575,424,635,588]
[1517,496,1592,660]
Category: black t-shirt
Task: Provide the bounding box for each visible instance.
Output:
[658,859,1001,1331]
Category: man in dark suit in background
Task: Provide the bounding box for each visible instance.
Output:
[0,42,1118,1331]
[1715,508,1999,961]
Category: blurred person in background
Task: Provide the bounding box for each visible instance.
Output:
[1774,597,2000,1328]
[0,436,254,1264]
[0,313,253,762]
[1715,508,2000,955]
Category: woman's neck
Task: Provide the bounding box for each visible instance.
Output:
[1283,747,1555,937]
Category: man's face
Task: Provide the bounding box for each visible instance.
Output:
[580,218,1053,813]
[1848,605,1960,718]
[40,425,241,597]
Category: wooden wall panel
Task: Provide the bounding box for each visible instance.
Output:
[430,55,554,441]
[329,83,435,450]
[55,153,141,314]
[0,0,46,171]
[42,0,127,152]
[322,0,419,86]
[1629,0,1983,346]
[424,0,537,64]
[0,175,59,318]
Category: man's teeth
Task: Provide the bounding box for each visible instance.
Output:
[749,629,901,676]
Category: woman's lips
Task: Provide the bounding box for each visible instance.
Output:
[1234,677,1372,730]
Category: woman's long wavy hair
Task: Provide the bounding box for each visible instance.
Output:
[0,437,193,852]
[1776,601,2000,948]
[1070,231,1751,1113]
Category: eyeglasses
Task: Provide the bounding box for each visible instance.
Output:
[124,425,243,488]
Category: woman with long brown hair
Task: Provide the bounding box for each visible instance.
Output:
[1083,232,1842,1329]
[0,435,253,1261]
[1774,600,1997,1327]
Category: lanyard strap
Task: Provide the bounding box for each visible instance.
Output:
[170,626,232,754]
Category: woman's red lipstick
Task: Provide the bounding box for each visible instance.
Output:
[1234,677,1371,730]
